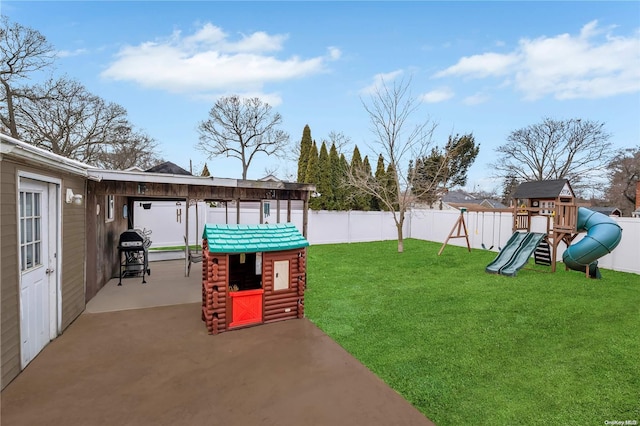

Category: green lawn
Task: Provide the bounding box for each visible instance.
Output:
[305,239,640,426]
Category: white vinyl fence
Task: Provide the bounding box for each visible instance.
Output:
[133,202,640,275]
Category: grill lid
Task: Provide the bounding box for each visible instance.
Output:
[119,229,145,247]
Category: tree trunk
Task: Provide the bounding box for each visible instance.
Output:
[396,220,404,253]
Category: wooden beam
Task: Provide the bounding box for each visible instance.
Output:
[438,210,471,255]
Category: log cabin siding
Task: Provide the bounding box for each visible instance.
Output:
[201,244,307,335]
[201,242,229,335]
[263,249,306,323]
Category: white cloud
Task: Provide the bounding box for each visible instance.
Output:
[420,87,454,103]
[192,91,283,107]
[462,92,490,105]
[327,46,342,61]
[434,20,640,100]
[360,70,404,95]
[101,23,334,95]
[434,52,519,78]
[56,48,88,58]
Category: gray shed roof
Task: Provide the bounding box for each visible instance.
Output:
[513,179,573,199]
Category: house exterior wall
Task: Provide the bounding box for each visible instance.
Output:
[1,159,20,389]
[85,180,129,301]
[61,174,87,329]
[1,158,86,389]
[636,182,639,210]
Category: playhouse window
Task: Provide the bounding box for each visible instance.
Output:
[228,252,262,292]
[273,260,290,291]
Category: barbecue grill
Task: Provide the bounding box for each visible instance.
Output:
[118,228,151,285]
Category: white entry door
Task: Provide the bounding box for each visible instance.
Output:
[19,178,57,368]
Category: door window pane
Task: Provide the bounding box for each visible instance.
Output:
[34,193,40,215]
[20,190,43,272]
[25,193,32,216]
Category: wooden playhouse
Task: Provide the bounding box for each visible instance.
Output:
[201,223,309,335]
[491,178,622,278]
[511,179,577,272]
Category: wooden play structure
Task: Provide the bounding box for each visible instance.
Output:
[486,179,622,278]
[201,223,309,335]
[438,180,623,278]
[510,179,578,273]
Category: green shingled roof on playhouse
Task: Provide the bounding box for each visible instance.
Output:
[202,223,309,253]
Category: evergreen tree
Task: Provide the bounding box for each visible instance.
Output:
[412,134,480,204]
[386,163,399,211]
[317,142,334,209]
[350,146,363,169]
[329,143,341,210]
[335,153,349,210]
[362,155,374,211]
[297,125,313,182]
[373,154,386,210]
[305,141,321,209]
[501,174,519,206]
[349,146,371,210]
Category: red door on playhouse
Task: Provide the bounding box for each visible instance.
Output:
[229,289,263,327]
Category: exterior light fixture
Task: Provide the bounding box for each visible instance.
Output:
[65,188,83,205]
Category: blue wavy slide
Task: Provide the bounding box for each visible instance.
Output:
[563,207,623,278]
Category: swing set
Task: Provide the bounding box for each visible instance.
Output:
[438,207,506,255]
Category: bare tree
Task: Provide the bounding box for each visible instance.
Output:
[605,146,639,216]
[325,131,351,153]
[348,77,444,253]
[196,95,290,180]
[94,126,162,170]
[0,17,56,138]
[492,118,614,191]
[15,77,161,168]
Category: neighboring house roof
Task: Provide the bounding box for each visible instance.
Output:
[203,223,309,253]
[589,206,622,216]
[145,161,192,175]
[259,174,281,182]
[442,190,477,203]
[480,199,508,209]
[441,190,508,210]
[513,179,573,199]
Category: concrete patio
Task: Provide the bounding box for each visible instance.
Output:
[86,259,201,313]
[2,260,434,426]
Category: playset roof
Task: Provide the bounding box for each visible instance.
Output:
[513,179,573,199]
[203,223,309,253]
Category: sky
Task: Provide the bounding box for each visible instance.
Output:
[4,1,640,194]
